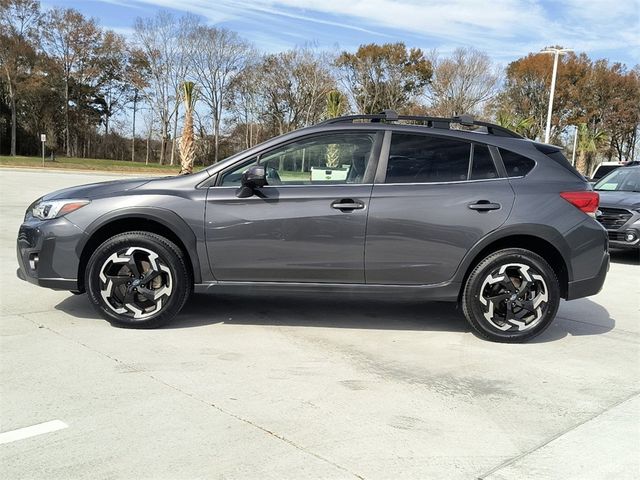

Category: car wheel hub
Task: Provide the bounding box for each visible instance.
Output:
[98,247,172,319]
[479,263,548,332]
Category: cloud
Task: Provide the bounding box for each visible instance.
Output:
[97,0,640,64]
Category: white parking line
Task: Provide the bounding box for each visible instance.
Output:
[0,420,68,445]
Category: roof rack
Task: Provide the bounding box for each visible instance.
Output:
[319,109,523,139]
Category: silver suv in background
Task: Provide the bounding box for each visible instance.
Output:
[594,165,640,250]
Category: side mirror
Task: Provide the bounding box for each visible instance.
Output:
[236,165,267,198]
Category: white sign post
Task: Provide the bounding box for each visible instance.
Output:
[40,134,46,167]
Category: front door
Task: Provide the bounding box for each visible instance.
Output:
[365,132,515,285]
[205,131,382,283]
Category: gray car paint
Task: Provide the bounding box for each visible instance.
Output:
[17,122,609,303]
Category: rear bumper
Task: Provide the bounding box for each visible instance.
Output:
[16,217,86,291]
[566,251,609,300]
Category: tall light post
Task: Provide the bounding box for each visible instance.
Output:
[541,47,573,143]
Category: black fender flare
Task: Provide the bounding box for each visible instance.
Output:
[76,206,202,283]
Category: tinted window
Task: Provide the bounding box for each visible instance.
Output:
[470,144,498,180]
[499,149,535,177]
[386,134,470,183]
[220,132,376,186]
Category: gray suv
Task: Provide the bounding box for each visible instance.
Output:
[16,111,609,342]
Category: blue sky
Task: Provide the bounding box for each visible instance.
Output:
[42,0,640,66]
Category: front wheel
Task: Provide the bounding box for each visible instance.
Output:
[462,248,560,343]
[85,231,192,328]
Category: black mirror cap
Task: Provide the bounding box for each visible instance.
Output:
[242,165,267,188]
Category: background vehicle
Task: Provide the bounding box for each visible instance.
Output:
[594,165,640,250]
[589,161,625,183]
[17,111,609,343]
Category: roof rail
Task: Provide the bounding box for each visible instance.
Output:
[319,110,523,139]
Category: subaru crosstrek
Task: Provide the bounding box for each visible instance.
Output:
[16,111,609,342]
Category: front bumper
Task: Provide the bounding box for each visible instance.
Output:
[16,217,87,291]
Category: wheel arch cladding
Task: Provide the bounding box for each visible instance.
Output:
[457,232,570,300]
[76,208,201,292]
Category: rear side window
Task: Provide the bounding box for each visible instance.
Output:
[386,134,470,183]
[470,145,498,180]
[499,149,535,177]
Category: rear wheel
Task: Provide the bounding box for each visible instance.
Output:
[85,231,191,328]
[462,248,560,343]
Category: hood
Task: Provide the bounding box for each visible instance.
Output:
[597,190,640,210]
[42,177,158,201]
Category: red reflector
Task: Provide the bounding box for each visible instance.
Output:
[560,191,599,216]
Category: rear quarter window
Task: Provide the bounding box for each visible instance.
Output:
[499,149,535,177]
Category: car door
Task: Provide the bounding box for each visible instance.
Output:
[365,131,515,285]
[205,130,382,283]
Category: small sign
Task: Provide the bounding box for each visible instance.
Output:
[40,134,46,142]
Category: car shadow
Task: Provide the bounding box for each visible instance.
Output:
[55,291,614,343]
[610,248,639,265]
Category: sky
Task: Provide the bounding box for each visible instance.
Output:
[41,0,640,66]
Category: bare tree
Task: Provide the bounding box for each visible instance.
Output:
[427,47,500,117]
[191,26,251,162]
[133,12,194,165]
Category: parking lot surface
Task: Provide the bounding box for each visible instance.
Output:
[1,169,639,479]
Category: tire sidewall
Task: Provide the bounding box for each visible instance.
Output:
[463,249,560,342]
[86,232,190,328]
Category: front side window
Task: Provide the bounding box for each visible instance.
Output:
[385,134,471,183]
[220,132,376,186]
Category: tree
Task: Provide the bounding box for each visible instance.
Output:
[495,112,535,136]
[325,90,347,167]
[427,47,499,117]
[42,7,102,157]
[125,48,150,162]
[259,47,335,135]
[178,81,196,174]
[133,12,193,165]
[0,0,41,156]
[228,63,265,151]
[336,43,432,114]
[575,123,608,175]
[191,26,251,163]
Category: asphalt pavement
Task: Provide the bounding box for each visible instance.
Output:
[1,168,639,479]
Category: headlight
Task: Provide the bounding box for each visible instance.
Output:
[31,199,90,220]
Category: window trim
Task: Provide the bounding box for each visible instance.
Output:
[376,131,504,185]
[212,130,384,188]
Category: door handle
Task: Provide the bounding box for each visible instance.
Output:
[468,200,501,211]
[331,199,365,211]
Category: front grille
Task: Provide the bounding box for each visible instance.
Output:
[598,207,632,230]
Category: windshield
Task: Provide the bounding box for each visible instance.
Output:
[594,168,640,192]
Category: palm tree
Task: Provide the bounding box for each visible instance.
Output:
[178,81,197,175]
[575,123,608,176]
[496,112,535,137]
[325,90,346,168]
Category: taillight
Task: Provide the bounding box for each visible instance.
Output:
[560,191,599,217]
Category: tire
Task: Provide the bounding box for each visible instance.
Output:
[85,231,192,328]
[461,248,560,343]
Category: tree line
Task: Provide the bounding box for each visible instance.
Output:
[1,0,639,174]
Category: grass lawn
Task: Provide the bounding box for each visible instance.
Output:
[0,155,203,174]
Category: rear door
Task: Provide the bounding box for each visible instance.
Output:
[365,131,515,285]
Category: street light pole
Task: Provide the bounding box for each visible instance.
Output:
[541,47,573,144]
